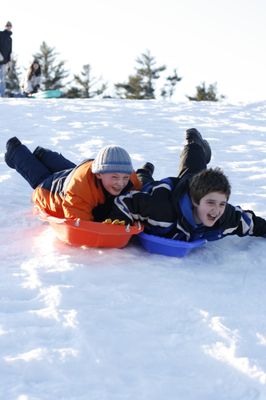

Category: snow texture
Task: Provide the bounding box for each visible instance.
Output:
[1,98,266,399]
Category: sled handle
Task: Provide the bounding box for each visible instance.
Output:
[74,218,80,227]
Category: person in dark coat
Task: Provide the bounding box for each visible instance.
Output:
[0,21,12,97]
[107,128,266,242]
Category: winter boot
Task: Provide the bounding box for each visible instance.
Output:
[5,137,51,188]
[136,162,155,186]
[5,137,22,169]
[185,128,211,164]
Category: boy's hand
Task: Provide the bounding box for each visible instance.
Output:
[102,219,125,225]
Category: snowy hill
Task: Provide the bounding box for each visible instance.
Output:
[1,98,266,399]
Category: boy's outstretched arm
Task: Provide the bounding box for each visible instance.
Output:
[224,204,266,238]
[245,209,266,237]
[108,180,176,227]
[108,193,135,225]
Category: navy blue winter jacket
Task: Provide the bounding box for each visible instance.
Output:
[109,177,266,242]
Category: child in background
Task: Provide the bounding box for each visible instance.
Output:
[22,60,41,96]
[4,137,154,221]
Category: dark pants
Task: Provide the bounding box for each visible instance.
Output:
[5,144,76,189]
[140,142,208,187]
[33,146,76,173]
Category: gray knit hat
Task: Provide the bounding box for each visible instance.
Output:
[91,145,133,174]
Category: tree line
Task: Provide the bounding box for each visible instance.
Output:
[6,42,224,101]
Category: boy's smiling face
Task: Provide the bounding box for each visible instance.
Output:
[192,191,227,227]
[96,172,130,196]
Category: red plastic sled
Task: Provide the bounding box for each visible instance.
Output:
[36,208,143,248]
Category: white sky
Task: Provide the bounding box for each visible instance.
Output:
[1,0,266,102]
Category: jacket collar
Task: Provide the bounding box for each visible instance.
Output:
[179,192,198,228]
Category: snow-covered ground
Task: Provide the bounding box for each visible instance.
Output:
[1,98,266,400]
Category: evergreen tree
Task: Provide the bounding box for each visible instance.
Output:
[5,57,21,96]
[187,82,224,101]
[33,41,68,91]
[115,50,166,99]
[161,69,182,99]
[115,75,144,99]
[135,50,166,99]
[65,64,107,98]
[64,86,83,99]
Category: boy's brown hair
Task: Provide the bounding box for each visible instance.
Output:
[189,167,231,204]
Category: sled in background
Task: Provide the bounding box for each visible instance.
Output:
[32,89,63,99]
[36,208,143,248]
[138,232,206,257]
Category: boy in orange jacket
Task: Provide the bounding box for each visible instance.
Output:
[5,137,153,221]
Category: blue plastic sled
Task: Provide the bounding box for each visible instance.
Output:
[138,232,206,257]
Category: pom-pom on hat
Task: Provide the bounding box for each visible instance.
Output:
[92,145,133,174]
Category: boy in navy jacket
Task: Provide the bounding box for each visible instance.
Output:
[108,129,266,242]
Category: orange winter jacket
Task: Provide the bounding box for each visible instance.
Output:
[32,160,142,221]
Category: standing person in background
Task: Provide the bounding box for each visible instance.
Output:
[22,60,42,96]
[0,21,12,97]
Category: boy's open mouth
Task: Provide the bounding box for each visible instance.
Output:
[208,214,218,222]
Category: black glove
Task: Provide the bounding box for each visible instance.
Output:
[136,162,155,185]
